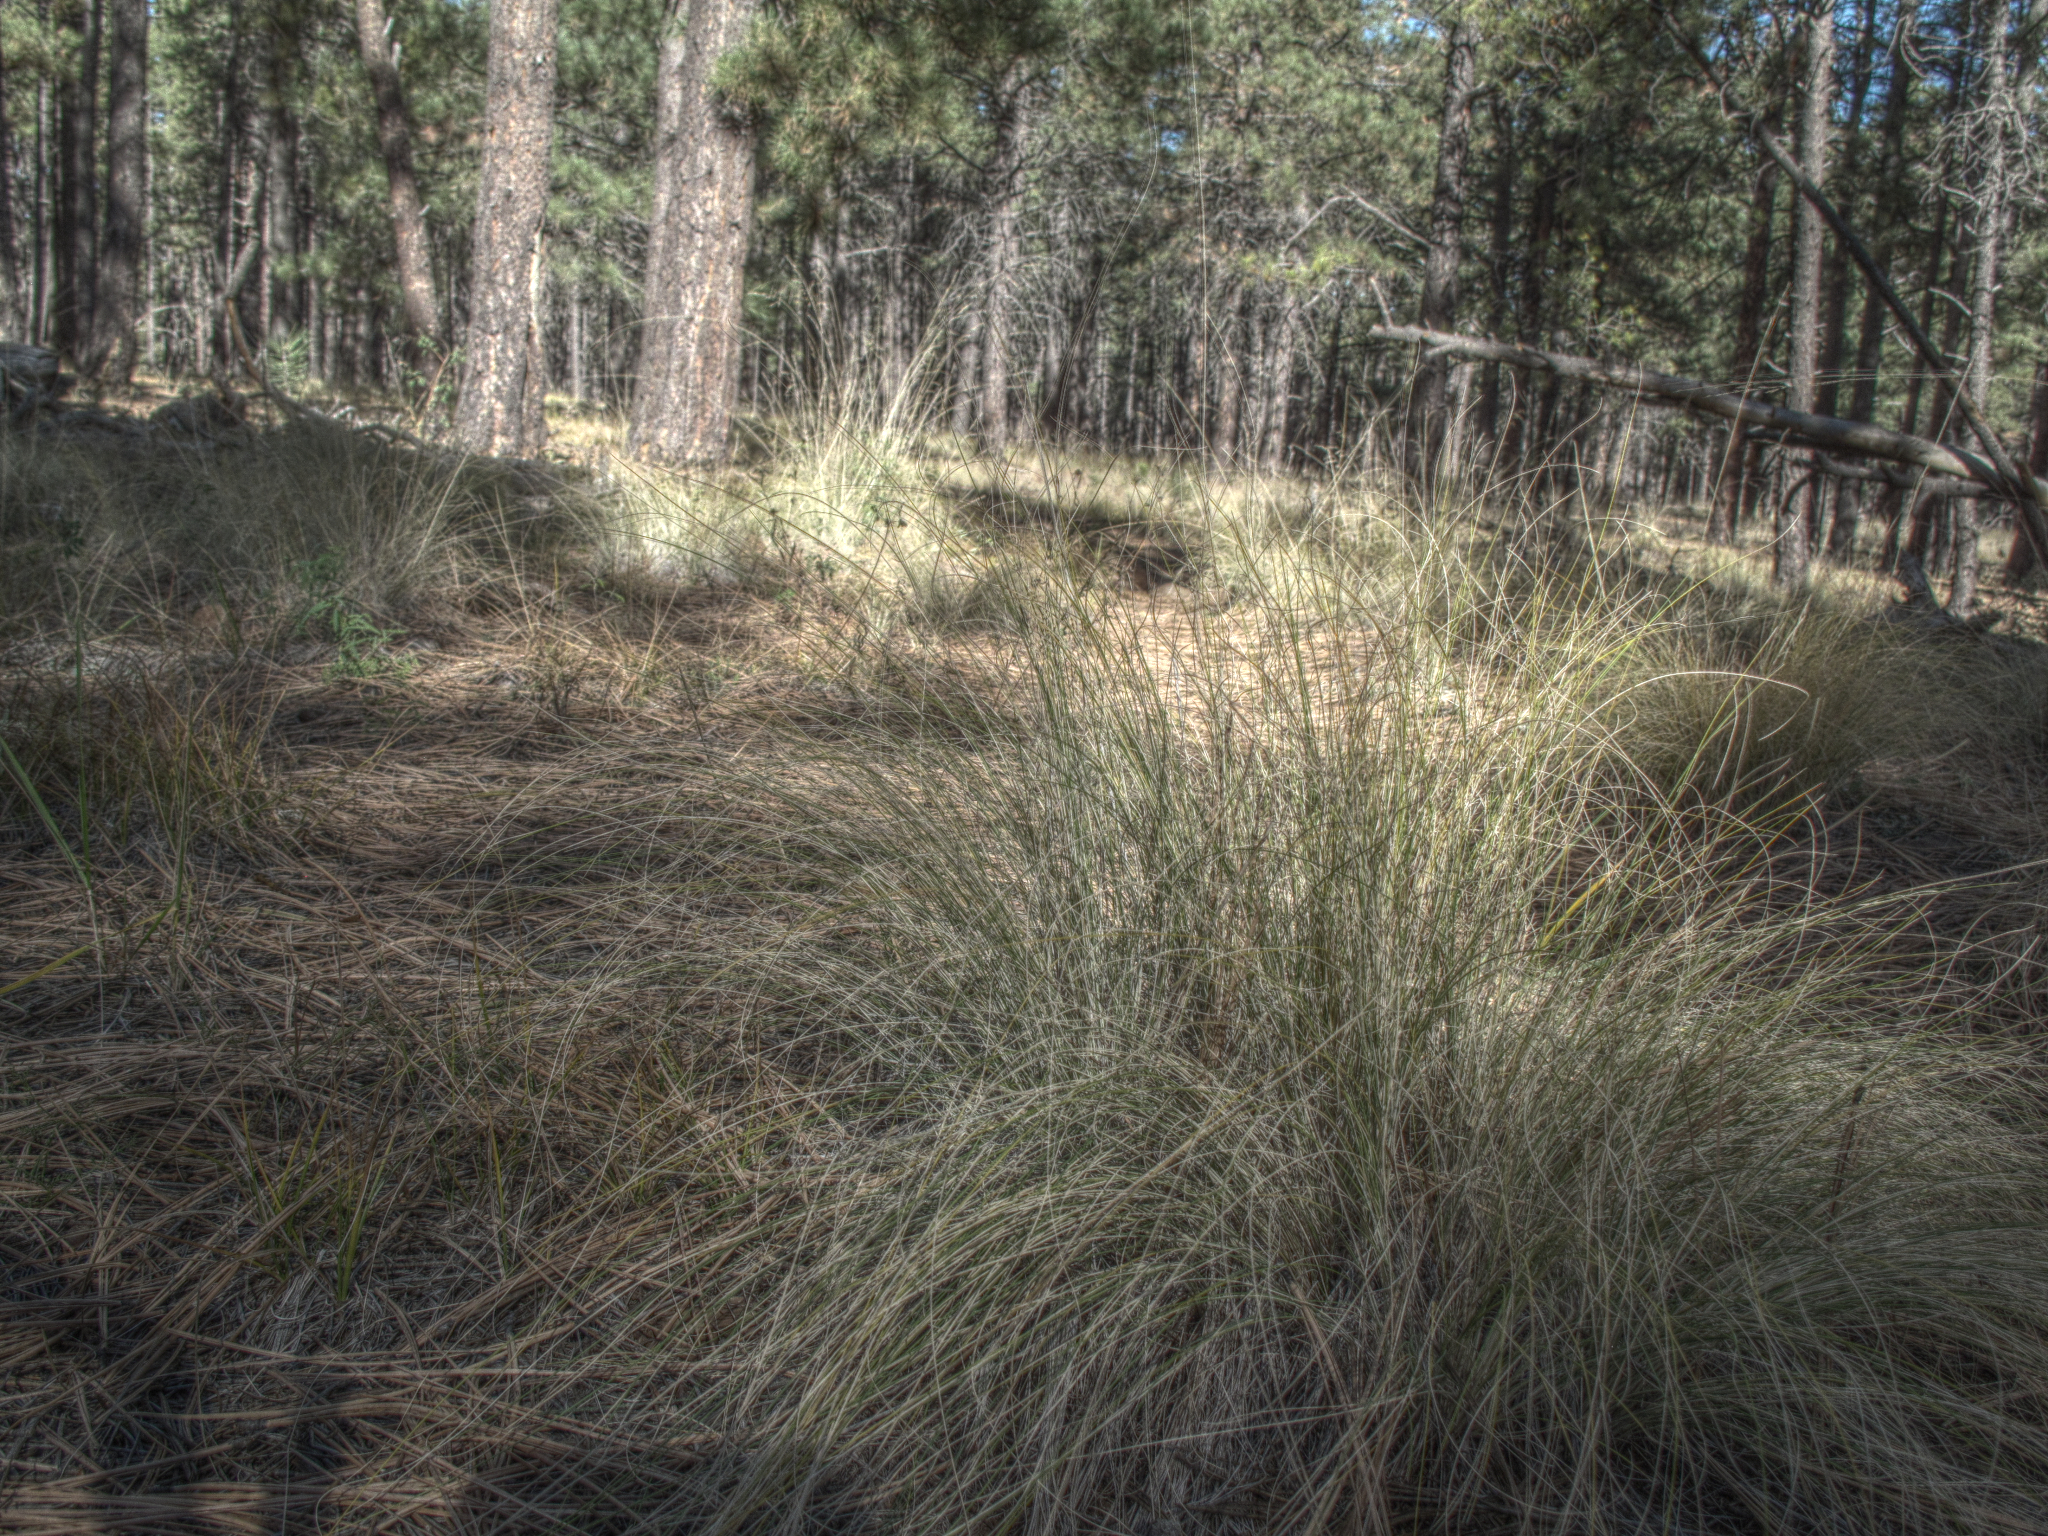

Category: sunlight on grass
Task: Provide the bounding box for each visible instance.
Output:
[5,413,2048,1532]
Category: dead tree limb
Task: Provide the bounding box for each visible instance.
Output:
[1366,324,2048,509]
[1811,454,1988,500]
[1657,8,2048,565]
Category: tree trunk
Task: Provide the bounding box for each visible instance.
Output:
[0,25,22,341]
[454,0,558,457]
[91,0,144,382]
[52,0,99,364]
[1475,98,1514,454]
[1260,291,1300,471]
[1505,167,1558,478]
[354,0,440,358]
[31,68,48,345]
[1213,280,1245,467]
[1953,0,2011,612]
[2008,359,2048,580]
[951,312,980,438]
[213,1,245,372]
[263,13,301,347]
[1408,12,1477,489]
[627,0,760,464]
[977,70,1029,453]
[1778,1,1833,588]
[1815,0,1880,430]
[1711,139,1780,543]
[1311,295,1345,465]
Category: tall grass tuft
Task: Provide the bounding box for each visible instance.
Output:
[653,528,2048,1535]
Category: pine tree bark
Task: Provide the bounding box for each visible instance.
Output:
[1952,0,2011,615]
[354,0,441,358]
[1475,99,1514,453]
[1711,140,1780,543]
[454,0,558,457]
[1408,12,1477,489]
[1777,1,1833,588]
[2008,360,2048,580]
[263,9,301,345]
[1504,167,1558,476]
[976,68,1029,453]
[0,27,22,341]
[52,0,99,364]
[628,0,760,464]
[91,0,144,381]
[1311,294,1345,463]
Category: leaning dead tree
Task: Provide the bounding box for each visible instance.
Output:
[1370,323,2048,551]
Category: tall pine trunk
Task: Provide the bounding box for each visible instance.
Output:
[52,0,98,364]
[263,11,301,348]
[1777,0,1833,589]
[1475,100,1514,454]
[1952,0,2010,616]
[0,26,22,340]
[454,0,558,457]
[628,0,760,465]
[1710,139,1779,544]
[977,69,1029,453]
[354,0,440,360]
[1504,167,1557,478]
[1408,13,1476,490]
[93,0,144,381]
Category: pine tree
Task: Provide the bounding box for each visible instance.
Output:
[454,0,559,455]
[628,0,760,465]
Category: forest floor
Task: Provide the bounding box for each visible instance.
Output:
[5,397,2048,1532]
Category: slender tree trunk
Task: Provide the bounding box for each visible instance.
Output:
[1311,295,1345,464]
[1408,13,1477,489]
[52,0,99,364]
[1213,280,1245,467]
[1952,0,2009,616]
[977,70,1029,453]
[627,0,760,464]
[1711,140,1781,542]
[454,0,558,456]
[212,1,246,370]
[354,0,440,358]
[91,0,144,381]
[1778,1,1834,588]
[1815,0,1879,429]
[264,16,301,347]
[1475,99,1514,453]
[1505,167,1558,479]
[32,66,48,345]
[0,27,21,340]
[882,156,914,408]
[2009,359,2048,580]
[1261,291,1299,471]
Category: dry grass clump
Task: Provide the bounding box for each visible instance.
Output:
[5,422,2048,1533]
[639,549,2048,1536]
[0,419,601,646]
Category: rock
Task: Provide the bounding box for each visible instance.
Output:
[0,342,68,421]
[151,392,247,439]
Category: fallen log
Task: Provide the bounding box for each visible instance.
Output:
[1367,323,2048,510]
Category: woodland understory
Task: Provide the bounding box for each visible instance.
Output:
[9,0,2048,1525]
[5,392,2048,1532]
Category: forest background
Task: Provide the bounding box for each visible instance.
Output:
[6,0,2047,581]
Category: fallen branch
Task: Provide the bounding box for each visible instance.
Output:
[1657,7,2048,564]
[1369,323,2048,508]
[1810,455,1988,500]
